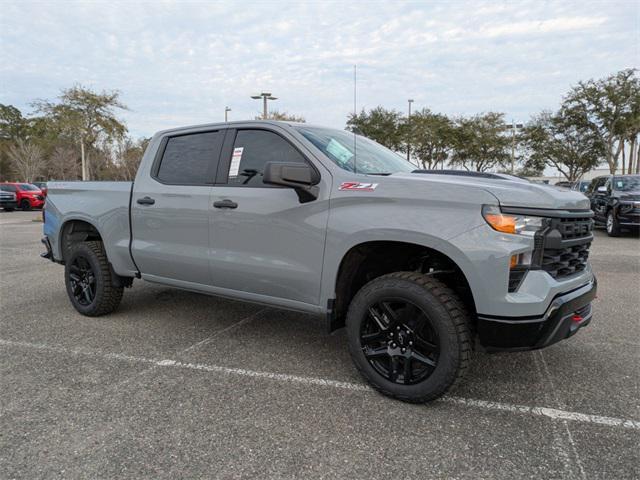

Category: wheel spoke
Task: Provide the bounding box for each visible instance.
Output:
[379,302,398,326]
[414,335,437,354]
[410,350,436,367]
[363,346,388,359]
[403,357,412,384]
[389,356,399,382]
[361,331,387,346]
[69,273,81,282]
[82,286,92,304]
[368,307,388,331]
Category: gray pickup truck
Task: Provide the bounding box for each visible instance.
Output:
[42,120,597,402]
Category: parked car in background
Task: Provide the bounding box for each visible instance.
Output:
[32,181,48,197]
[572,180,591,194]
[0,189,17,211]
[0,183,45,210]
[586,174,640,236]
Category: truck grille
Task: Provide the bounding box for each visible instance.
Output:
[539,216,593,280]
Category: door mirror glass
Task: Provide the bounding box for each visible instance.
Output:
[597,186,607,193]
[263,162,320,202]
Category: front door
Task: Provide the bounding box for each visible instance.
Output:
[208,128,330,306]
[131,129,225,286]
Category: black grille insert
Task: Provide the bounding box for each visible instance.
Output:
[539,216,593,280]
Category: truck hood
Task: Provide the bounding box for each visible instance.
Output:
[391,172,591,210]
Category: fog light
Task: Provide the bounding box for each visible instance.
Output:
[571,315,583,323]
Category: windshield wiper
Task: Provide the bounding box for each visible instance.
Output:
[367,173,392,176]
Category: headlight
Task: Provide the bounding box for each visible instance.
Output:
[482,205,544,236]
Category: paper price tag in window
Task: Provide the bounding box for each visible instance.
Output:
[229,147,243,178]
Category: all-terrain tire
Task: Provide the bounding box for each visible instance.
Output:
[346,271,472,403]
[65,241,124,316]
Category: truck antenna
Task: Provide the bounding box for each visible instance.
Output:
[353,64,357,174]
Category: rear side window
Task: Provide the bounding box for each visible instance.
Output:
[156,131,224,185]
[227,129,307,186]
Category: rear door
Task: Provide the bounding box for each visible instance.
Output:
[131,129,226,286]
[207,127,330,306]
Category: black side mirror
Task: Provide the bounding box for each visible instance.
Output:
[263,162,320,203]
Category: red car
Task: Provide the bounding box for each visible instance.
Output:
[0,183,45,210]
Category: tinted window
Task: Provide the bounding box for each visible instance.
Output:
[19,184,39,191]
[0,185,17,192]
[228,130,308,186]
[157,131,224,184]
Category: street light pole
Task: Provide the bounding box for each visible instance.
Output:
[407,99,414,162]
[224,106,231,122]
[251,92,277,119]
[507,121,524,173]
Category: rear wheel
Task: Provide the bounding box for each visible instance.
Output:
[346,272,472,403]
[20,200,31,211]
[65,241,124,316]
[606,211,621,237]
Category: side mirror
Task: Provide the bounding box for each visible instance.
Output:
[263,162,320,203]
[597,186,607,193]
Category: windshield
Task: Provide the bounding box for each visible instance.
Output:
[295,126,415,174]
[612,176,640,192]
[19,184,39,191]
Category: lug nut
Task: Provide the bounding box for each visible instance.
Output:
[396,326,400,330]
[401,348,406,353]
[391,343,396,348]
[409,341,413,346]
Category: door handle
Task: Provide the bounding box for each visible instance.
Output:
[137,196,155,205]
[213,199,238,209]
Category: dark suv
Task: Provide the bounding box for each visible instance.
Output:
[586,174,640,236]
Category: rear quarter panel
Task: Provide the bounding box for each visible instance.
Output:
[45,181,136,276]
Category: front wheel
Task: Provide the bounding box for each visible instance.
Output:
[65,241,124,316]
[20,200,31,211]
[346,272,472,403]
[606,211,621,237]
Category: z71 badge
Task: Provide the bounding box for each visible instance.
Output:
[339,182,379,191]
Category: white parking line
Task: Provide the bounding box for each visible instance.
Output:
[1,337,639,431]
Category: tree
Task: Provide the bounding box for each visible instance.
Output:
[47,145,79,180]
[34,85,128,180]
[406,109,455,169]
[258,110,306,122]
[562,69,639,174]
[346,107,404,150]
[521,110,604,182]
[449,112,511,172]
[7,140,46,182]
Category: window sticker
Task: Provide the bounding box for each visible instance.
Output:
[326,138,354,166]
[229,147,244,178]
[616,181,624,188]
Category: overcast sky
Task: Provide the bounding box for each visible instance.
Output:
[1,0,637,139]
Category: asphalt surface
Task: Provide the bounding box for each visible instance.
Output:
[1,210,638,479]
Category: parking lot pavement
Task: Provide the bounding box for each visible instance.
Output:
[1,210,639,479]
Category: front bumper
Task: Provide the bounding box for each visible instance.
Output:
[0,200,17,209]
[477,277,597,352]
[615,203,640,226]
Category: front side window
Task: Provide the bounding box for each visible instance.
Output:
[295,126,415,175]
[227,129,308,186]
[19,184,39,191]
[156,131,224,184]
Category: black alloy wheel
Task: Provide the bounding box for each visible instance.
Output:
[361,299,440,385]
[346,272,472,403]
[68,255,97,306]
